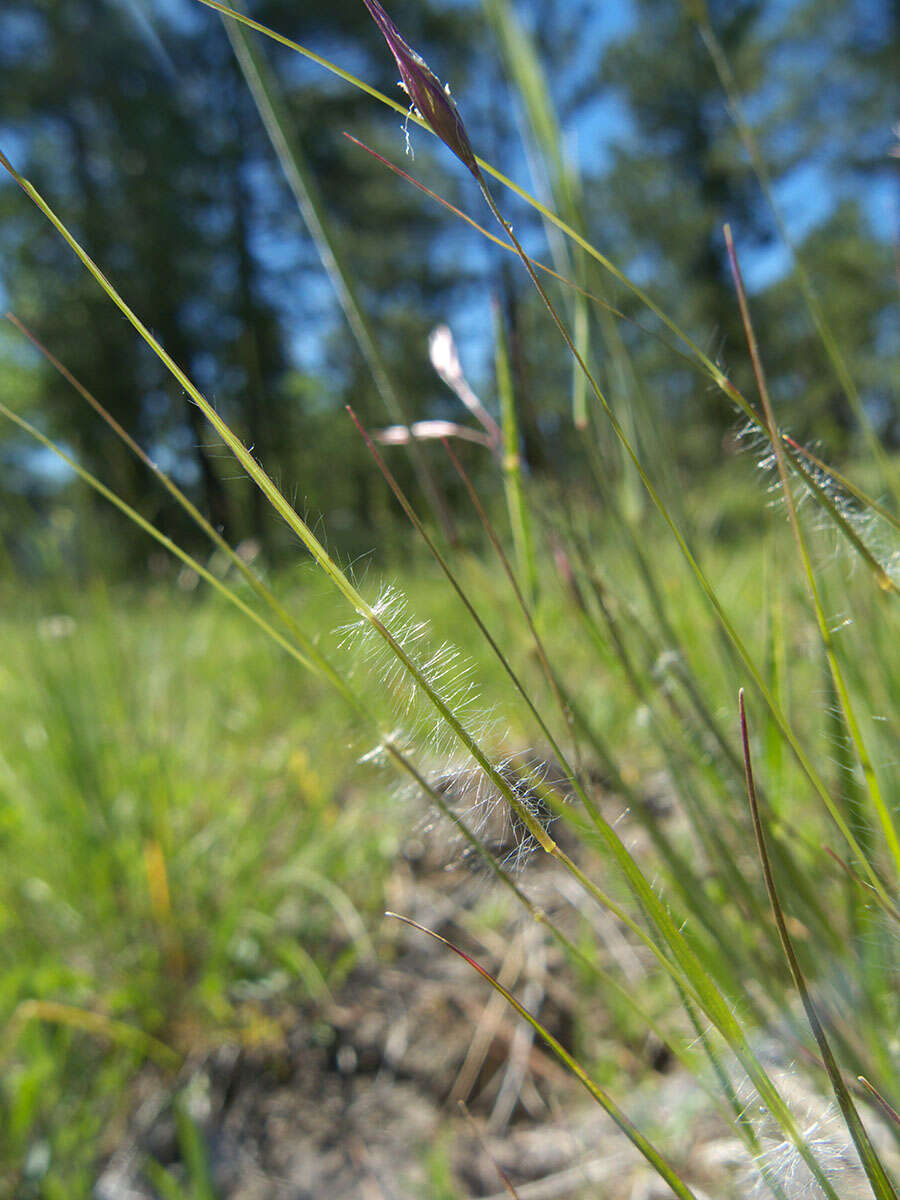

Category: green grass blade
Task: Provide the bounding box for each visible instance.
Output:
[689,1,898,506]
[222,6,454,540]
[725,225,900,881]
[173,1098,218,1200]
[483,0,652,511]
[740,692,900,1200]
[385,913,701,1200]
[3,1001,179,1071]
[472,167,896,911]
[493,301,538,607]
[0,146,866,1197]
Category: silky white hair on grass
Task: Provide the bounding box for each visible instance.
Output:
[339,583,491,753]
[751,1103,865,1199]
[719,1022,896,1200]
[736,422,900,588]
[431,749,559,872]
[340,582,559,869]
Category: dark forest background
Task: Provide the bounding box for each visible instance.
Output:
[1,0,896,568]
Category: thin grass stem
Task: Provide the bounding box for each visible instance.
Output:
[344,134,899,593]
[469,164,895,911]
[691,4,898,507]
[223,8,455,540]
[725,225,900,881]
[439,435,576,753]
[386,913,701,1200]
[739,691,899,1200]
[0,140,864,1196]
[346,404,583,799]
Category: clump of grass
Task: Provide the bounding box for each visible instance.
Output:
[1,2,899,1197]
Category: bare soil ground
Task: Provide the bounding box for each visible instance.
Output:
[94,820,891,1199]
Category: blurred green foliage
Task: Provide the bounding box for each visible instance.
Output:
[0,2,898,1195]
[1,1,895,568]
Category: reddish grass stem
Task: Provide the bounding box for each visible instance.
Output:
[739,691,899,1200]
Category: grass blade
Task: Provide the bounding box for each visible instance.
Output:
[858,1079,900,1134]
[222,6,454,540]
[689,1,898,506]
[439,434,575,749]
[0,140,866,1199]
[385,912,700,1200]
[739,691,899,1200]
[3,1001,180,1071]
[725,224,900,881]
[492,300,538,607]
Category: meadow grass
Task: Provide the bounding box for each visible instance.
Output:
[1,458,898,1195]
[1,2,898,1196]
[0,574,403,1194]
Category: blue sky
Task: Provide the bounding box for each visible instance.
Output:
[2,0,894,419]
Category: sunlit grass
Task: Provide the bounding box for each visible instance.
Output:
[2,448,898,1193]
[0,1,897,1194]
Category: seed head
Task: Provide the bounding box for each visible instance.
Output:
[361,0,481,180]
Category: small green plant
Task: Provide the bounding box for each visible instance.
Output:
[1,2,897,1196]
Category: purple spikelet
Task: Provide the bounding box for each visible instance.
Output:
[361,0,482,180]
